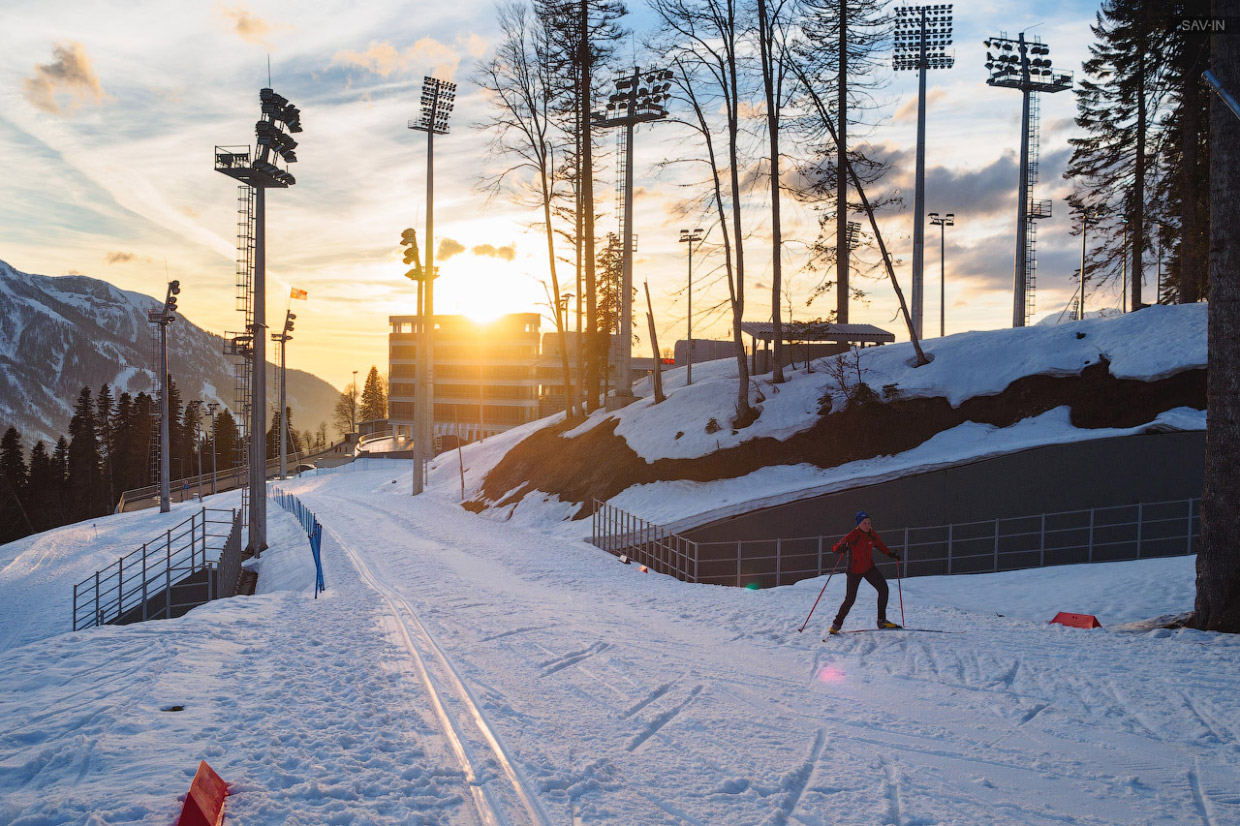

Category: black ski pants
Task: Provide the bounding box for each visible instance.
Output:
[834,566,889,627]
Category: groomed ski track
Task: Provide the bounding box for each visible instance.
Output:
[329,518,553,826]
[290,468,1240,826]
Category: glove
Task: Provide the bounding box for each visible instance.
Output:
[833,542,850,554]
[890,551,901,561]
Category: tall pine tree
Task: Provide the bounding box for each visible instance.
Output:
[0,426,33,542]
[27,440,60,533]
[359,366,387,423]
[67,387,103,521]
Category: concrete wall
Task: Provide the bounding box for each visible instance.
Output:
[683,431,1205,545]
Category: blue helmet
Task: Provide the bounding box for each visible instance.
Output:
[855,511,870,525]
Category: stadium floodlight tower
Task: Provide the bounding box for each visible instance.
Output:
[215,86,302,553]
[593,67,673,407]
[146,280,180,513]
[985,31,1073,327]
[893,3,954,340]
[271,310,295,479]
[407,76,455,495]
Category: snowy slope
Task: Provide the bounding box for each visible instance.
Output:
[437,304,1206,532]
[0,464,1237,825]
[0,259,340,447]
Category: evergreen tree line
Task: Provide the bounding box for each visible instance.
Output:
[0,379,241,544]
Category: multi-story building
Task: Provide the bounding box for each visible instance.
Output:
[389,313,542,446]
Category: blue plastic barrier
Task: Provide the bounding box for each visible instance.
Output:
[269,488,327,597]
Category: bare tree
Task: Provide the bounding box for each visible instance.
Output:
[477,1,580,419]
[652,0,758,426]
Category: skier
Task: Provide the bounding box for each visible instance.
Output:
[827,511,901,635]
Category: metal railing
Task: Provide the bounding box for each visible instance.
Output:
[591,500,701,582]
[592,497,1201,589]
[73,508,243,630]
[270,487,326,597]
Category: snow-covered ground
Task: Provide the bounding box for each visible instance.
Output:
[2,461,1237,825]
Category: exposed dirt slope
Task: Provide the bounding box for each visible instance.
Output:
[469,361,1205,520]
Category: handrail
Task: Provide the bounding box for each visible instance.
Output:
[72,507,242,630]
[591,497,1201,588]
[356,429,396,451]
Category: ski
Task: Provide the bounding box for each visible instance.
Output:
[824,628,959,639]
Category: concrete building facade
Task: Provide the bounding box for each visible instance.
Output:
[389,313,542,445]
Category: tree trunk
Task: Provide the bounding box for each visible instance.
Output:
[1132,47,1147,311]
[1180,0,1208,304]
[758,0,785,383]
[837,1,849,325]
[1195,0,1240,632]
[581,0,600,412]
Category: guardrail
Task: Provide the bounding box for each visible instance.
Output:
[592,497,1202,589]
[270,487,326,597]
[73,508,243,630]
[115,442,348,513]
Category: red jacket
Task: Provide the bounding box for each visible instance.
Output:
[833,527,893,574]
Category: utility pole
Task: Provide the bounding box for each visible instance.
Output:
[929,212,954,336]
[271,310,295,479]
[215,86,302,554]
[1074,205,1104,321]
[207,401,219,495]
[679,228,704,385]
[146,280,179,513]
[192,401,204,501]
[408,76,456,494]
[593,67,673,406]
[894,4,955,339]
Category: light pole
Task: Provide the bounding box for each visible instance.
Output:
[409,76,456,494]
[190,401,204,501]
[985,32,1073,327]
[679,227,704,386]
[1155,221,1167,304]
[215,85,301,554]
[929,212,954,336]
[271,310,295,479]
[206,401,219,495]
[1074,205,1104,321]
[146,280,179,513]
[593,66,673,406]
[894,3,954,339]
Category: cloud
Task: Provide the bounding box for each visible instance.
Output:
[437,238,466,260]
[332,34,485,80]
[893,88,948,123]
[23,42,107,115]
[104,251,136,264]
[216,4,280,47]
[472,243,517,262]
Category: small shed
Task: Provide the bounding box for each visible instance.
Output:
[739,321,895,374]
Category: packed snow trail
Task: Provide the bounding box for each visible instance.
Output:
[288,468,1240,826]
[329,518,553,826]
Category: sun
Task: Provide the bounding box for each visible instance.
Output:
[436,263,544,324]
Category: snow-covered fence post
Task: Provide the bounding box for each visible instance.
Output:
[142,544,148,621]
[817,536,823,576]
[94,570,100,627]
[736,542,742,588]
[946,524,952,574]
[776,538,782,587]
[73,583,78,631]
[165,530,173,619]
[117,557,123,621]
[1135,502,1143,559]
[1039,514,1046,567]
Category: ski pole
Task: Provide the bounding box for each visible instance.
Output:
[798,550,844,633]
[895,556,905,628]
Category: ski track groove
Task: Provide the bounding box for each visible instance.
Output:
[1179,691,1233,744]
[762,728,825,826]
[480,625,553,643]
[627,685,703,752]
[622,680,678,719]
[1189,759,1214,826]
[538,642,608,677]
[884,760,903,826]
[324,520,553,826]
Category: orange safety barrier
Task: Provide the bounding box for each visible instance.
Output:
[175,761,228,826]
[1049,612,1102,629]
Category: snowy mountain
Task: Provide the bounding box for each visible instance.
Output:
[0,260,340,447]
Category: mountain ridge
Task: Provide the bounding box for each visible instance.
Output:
[0,260,340,448]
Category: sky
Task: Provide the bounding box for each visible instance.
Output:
[0,0,1109,391]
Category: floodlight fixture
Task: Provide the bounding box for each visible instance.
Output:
[679,227,705,386]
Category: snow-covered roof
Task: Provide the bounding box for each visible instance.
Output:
[739,320,895,343]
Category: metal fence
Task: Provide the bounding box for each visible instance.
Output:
[73,508,243,630]
[592,497,1201,589]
